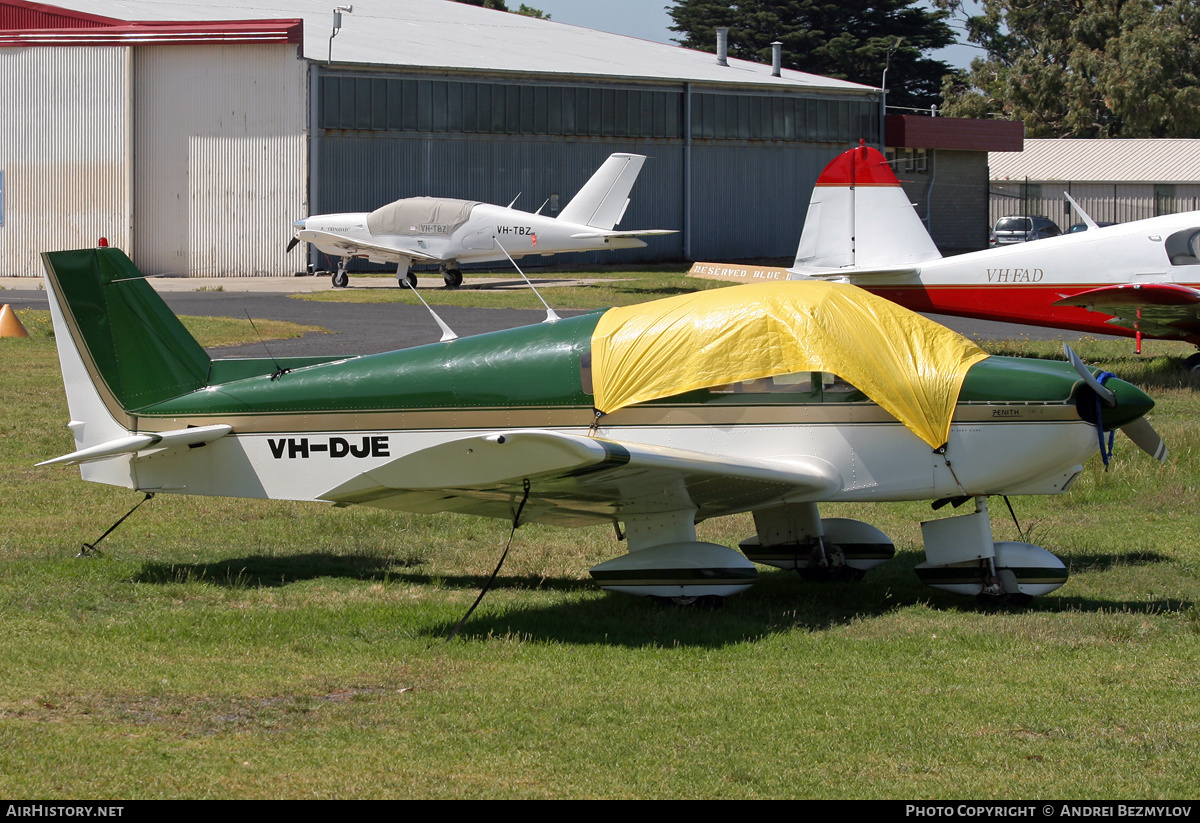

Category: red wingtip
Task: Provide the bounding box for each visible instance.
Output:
[815,144,900,187]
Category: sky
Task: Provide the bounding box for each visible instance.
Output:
[527,0,982,71]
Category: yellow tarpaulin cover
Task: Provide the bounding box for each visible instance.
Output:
[590,281,989,448]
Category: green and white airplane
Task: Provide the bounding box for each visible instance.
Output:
[39,247,1164,605]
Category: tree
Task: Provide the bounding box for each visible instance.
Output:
[939,0,1200,137]
[668,0,956,110]
[452,0,511,9]
[450,0,549,17]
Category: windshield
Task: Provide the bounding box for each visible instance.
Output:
[995,217,1031,232]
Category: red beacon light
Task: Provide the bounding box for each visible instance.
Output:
[97,237,109,248]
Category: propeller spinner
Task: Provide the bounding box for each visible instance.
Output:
[1064,344,1167,462]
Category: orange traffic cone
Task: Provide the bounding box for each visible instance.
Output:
[0,304,29,338]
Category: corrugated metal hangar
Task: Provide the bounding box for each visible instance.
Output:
[1,0,887,276]
[989,139,1200,229]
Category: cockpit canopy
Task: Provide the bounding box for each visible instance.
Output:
[366,197,480,237]
[1165,229,1200,266]
[589,281,990,449]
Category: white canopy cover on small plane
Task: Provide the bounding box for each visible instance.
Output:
[590,281,990,448]
[366,197,480,237]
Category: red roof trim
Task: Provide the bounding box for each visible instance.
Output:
[0,0,123,28]
[0,18,303,45]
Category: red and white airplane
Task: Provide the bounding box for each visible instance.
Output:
[690,143,1200,369]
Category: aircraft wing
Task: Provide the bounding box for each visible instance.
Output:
[1052,283,1200,338]
[318,430,841,528]
[296,229,443,264]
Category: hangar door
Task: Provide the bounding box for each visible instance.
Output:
[134,44,307,276]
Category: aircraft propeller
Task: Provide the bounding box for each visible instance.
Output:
[286,235,299,253]
[1064,344,1167,462]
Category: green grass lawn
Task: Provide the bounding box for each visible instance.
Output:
[1,309,1198,798]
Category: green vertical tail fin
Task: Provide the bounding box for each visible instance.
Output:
[41,248,211,412]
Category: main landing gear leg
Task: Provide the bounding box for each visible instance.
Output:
[738,502,895,580]
[397,261,417,290]
[589,507,757,605]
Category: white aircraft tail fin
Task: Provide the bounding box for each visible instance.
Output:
[557,153,647,230]
[793,144,942,271]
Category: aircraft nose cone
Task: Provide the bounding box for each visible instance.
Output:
[293,218,307,230]
[1075,376,1154,430]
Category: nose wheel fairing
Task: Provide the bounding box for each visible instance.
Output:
[915,498,1068,600]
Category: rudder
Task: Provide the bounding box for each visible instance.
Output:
[42,248,211,415]
[556,153,647,230]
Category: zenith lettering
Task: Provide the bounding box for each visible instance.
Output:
[268,436,390,459]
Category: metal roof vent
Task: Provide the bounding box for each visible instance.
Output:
[716,27,729,66]
[771,41,782,76]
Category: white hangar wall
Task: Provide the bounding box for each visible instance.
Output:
[133,44,306,276]
[0,46,132,277]
[2,42,306,277]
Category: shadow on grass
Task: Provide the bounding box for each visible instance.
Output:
[132,548,1194,647]
[134,553,592,594]
[1064,549,1172,572]
[134,553,425,588]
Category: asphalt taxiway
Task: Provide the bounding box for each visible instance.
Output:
[0,273,1122,357]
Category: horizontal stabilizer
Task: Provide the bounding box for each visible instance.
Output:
[569,229,676,240]
[319,430,840,527]
[790,265,921,280]
[38,424,232,467]
[687,261,919,283]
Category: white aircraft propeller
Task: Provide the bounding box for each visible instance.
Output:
[1064,344,1167,462]
[1064,344,1116,406]
[1122,416,1169,462]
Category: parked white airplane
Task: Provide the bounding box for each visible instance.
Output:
[289,153,675,289]
[39,246,1164,608]
[690,143,1200,369]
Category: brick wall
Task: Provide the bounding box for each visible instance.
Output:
[895,149,989,255]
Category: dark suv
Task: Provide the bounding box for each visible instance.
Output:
[991,216,1062,245]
